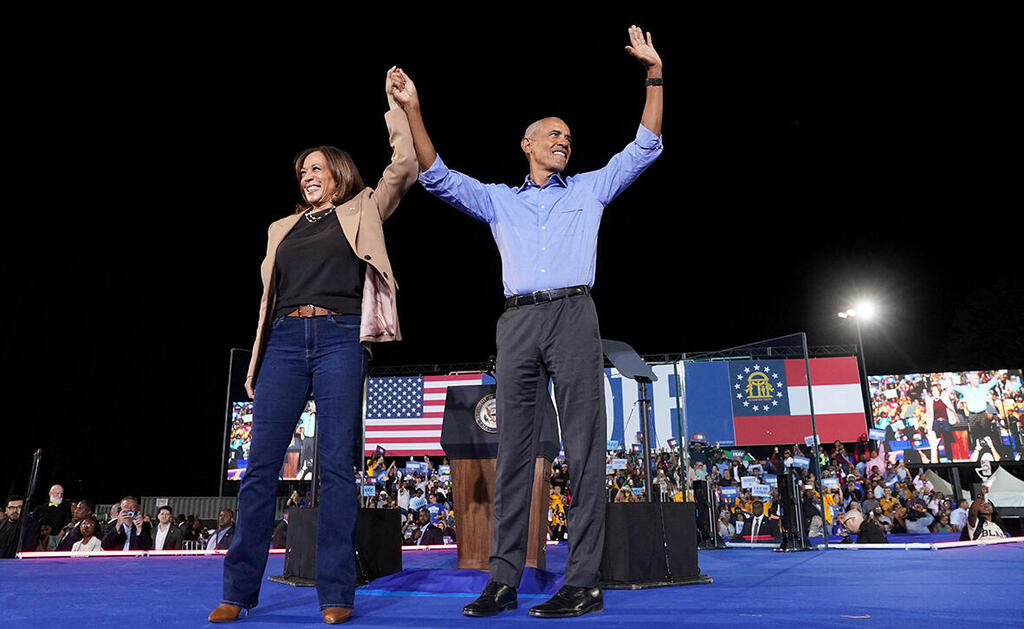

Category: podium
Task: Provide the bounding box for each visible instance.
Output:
[440,383,559,570]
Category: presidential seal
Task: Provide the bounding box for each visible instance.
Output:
[474,393,498,434]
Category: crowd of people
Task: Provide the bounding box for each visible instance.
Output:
[363,452,457,546]
[5,437,1012,558]
[597,435,1012,544]
[0,484,247,557]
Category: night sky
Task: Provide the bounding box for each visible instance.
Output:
[1,15,1018,503]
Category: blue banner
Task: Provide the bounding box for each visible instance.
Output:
[791,456,810,469]
[720,486,738,498]
[607,440,620,451]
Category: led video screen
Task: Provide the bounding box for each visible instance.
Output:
[226,400,317,481]
[868,369,1023,464]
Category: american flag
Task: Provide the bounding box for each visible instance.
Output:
[363,373,485,456]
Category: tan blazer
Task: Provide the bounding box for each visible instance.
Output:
[246,108,417,383]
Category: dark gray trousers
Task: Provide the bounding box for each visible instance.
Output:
[489,294,607,588]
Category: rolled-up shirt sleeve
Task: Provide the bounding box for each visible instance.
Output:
[418,155,496,224]
[583,124,664,206]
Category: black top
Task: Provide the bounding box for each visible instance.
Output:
[273,209,366,318]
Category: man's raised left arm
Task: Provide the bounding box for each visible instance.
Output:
[626,24,663,136]
[585,26,665,206]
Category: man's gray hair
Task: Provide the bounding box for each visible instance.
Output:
[523,117,564,140]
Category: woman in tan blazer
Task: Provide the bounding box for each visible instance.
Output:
[210,68,417,625]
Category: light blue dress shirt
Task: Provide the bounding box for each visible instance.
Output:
[954,378,1000,414]
[419,125,663,296]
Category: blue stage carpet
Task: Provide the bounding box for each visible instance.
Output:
[2,540,1023,627]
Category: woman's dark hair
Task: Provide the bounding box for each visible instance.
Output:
[293,146,366,213]
[78,515,101,538]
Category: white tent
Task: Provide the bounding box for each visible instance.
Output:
[984,467,1024,507]
[925,469,953,497]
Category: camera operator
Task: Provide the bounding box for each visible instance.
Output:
[101,496,152,551]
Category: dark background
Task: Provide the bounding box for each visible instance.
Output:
[0,13,1018,503]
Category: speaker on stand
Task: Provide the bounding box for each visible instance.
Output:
[775,472,811,552]
[598,340,712,589]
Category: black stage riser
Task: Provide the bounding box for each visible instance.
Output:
[283,507,402,582]
[600,502,711,589]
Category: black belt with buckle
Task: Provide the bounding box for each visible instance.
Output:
[504,285,590,310]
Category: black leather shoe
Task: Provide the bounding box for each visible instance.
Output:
[462,581,517,617]
[528,585,603,618]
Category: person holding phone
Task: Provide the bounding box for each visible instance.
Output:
[208,69,417,625]
[101,496,152,551]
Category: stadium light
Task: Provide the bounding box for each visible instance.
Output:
[855,301,877,320]
[837,301,875,429]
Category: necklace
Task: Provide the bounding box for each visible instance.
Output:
[304,207,336,223]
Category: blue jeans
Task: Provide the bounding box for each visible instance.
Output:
[222,314,367,611]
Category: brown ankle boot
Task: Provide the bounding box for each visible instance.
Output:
[208,603,243,623]
[321,608,351,624]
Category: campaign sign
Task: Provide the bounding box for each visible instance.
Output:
[606,464,614,474]
[730,449,746,460]
[740,476,758,489]
[751,484,771,498]
[868,428,886,441]
[362,485,377,497]
[765,474,778,486]
[822,477,840,489]
[607,440,620,451]
[804,434,821,447]
[611,458,628,470]
[667,438,678,449]
[438,465,451,475]
[631,444,642,453]
[791,456,810,469]
[720,486,738,498]
[631,487,645,496]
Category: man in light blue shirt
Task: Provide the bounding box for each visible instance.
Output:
[388,25,663,619]
[952,370,1006,460]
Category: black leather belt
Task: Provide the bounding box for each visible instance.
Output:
[504,285,590,310]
